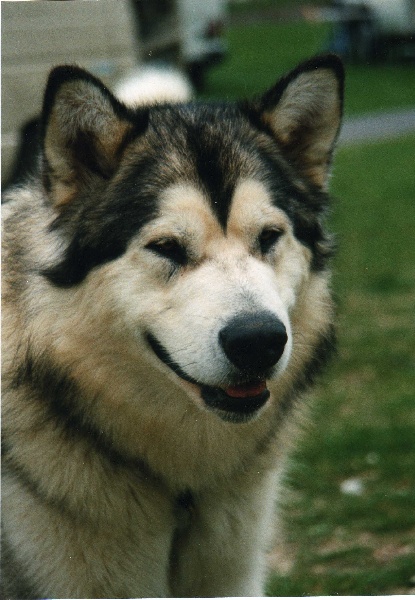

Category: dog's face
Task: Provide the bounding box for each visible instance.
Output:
[40,58,343,422]
[108,178,301,421]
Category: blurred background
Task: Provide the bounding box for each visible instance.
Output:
[2,0,415,595]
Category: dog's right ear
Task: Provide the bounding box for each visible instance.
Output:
[41,66,147,207]
[244,55,344,190]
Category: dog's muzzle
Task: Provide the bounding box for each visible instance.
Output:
[146,311,287,423]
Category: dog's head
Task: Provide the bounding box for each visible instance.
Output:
[40,57,343,423]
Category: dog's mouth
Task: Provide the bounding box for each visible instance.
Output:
[201,381,270,423]
[146,333,270,422]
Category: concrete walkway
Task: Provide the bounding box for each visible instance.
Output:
[339,107,415,145]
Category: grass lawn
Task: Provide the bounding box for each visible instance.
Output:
[203,17,415,597]
[203,21,415,115]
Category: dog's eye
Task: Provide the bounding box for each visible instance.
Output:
[258,228,283,254]
[145,239,188,265]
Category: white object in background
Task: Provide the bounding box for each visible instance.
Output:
[340,477,365,496]
[114,65,194,106]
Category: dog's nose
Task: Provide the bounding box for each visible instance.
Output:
[219,312,288,373]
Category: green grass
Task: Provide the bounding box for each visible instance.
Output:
[203,21,415,115]
[203,22,333,100]
[266,137,415,595]
[345,66,415,114]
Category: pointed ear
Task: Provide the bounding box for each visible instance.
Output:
[41,66,144,207]
[247,55,344,189]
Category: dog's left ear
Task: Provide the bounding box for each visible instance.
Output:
[41,65,144,208]
[246,55,344,189]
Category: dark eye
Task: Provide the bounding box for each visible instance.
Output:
[145,239,188,266]
[258,228,283,254]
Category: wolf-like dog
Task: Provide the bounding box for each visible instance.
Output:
[2,55,344,598]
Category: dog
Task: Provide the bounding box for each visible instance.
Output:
[3,66,193,192]
[1,55,344,598]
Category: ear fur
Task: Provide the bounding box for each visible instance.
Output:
[41,65,144,207]
[247,55,344,189]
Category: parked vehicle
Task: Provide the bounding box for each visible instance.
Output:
[311,0,415,62]
[342,0,415,61]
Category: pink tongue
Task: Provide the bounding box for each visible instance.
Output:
[224,380,267,398]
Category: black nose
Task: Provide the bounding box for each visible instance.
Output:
[219,312,288,373]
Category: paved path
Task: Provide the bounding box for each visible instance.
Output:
[339,108,415,145]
